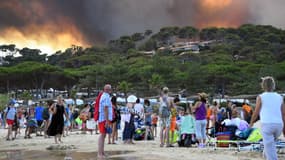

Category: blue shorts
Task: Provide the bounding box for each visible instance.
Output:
[116,121,121,130]
[145,121,152,127]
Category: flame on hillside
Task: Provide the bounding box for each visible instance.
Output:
[195,0,248,28]
[0,1,90,54]
[0,24,89,54]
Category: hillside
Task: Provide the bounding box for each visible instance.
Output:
[1,24,285,97]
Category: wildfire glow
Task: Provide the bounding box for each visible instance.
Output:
[195,0,246,28]
[0,24,89,54]
[201,0,232,9]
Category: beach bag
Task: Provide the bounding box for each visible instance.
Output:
[147,132,154,140]
[247,128,262,142]
[94,92,103,121]
[86,119,96,130]
[168,130,178,144]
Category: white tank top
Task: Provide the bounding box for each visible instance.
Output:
[259,92,283,124]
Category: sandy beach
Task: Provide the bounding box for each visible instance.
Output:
[0,122,284,160]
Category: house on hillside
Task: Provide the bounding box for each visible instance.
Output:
[171,43,200,53]
[0,57,9,66]
[139,50,156,56]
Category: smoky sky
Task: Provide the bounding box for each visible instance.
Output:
[0,0,285,44]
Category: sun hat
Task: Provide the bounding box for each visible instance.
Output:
[198,92,208,99]
[9,99,16,105]
[127,95,137,103]
[162,87,169,91]
[162,87,169,94]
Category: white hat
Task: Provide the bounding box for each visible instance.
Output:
[127,95,137,103]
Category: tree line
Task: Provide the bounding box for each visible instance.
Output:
[1,24,285,98]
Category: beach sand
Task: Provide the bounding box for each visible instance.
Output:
[0,122,284,160]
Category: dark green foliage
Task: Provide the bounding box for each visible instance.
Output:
[1,24,285,97]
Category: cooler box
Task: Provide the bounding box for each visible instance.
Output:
[216,132,232,147]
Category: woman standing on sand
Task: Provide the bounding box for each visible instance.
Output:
[108,96,118,144]
[122,95,136,144]
[250,76,285,160]
[192,93,208,148]
[47,96,68,144]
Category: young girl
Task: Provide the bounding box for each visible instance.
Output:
[151,113,158,137]
[168,97,179,147]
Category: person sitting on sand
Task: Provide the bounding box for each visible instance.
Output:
[24,106,37,139]
[178,107,196,147]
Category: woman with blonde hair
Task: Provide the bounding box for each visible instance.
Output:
[192,92,208,148]
[250,76,285,160]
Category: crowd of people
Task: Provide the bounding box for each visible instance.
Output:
[1,76,285,160]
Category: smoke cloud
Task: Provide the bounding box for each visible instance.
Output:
[0,0,285,53]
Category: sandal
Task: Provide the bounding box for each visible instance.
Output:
[160,143,164,147]
[6,138,11,141]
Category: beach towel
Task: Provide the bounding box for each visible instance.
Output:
[94,92,103,121]
[247,128,262,142]
[180,115,195,134]
[75,117,82,125]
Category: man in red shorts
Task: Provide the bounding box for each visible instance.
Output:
[98,84,113,159]
[5,100,17,141]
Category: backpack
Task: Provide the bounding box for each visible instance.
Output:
[159,97,170,118]
[5,107,11,118]
[94,92,103,121]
